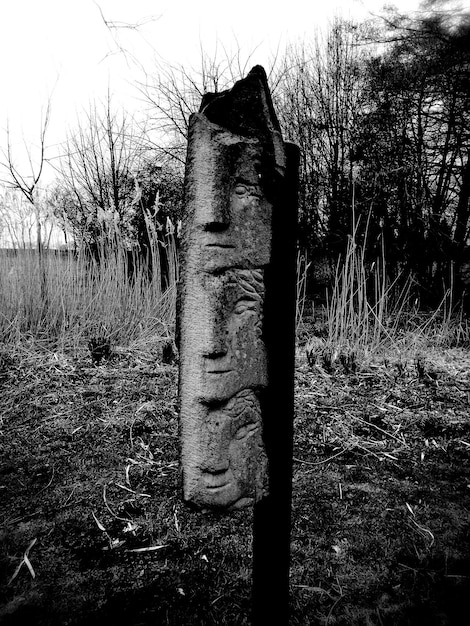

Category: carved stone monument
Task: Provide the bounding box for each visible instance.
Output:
[178,64,299,622]
[178,67,281,509]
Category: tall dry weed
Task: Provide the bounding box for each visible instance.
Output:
[306,213,469,369]
[0,218,178,353]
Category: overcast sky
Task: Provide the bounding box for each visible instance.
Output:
[0,0,425,184]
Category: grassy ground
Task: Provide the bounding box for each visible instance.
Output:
[1,329,470,625]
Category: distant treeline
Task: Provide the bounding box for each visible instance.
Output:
[3,8,468,311]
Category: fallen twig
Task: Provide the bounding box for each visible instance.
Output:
[293,447,351,466]
[346,411,408,446]
[115,482,151,498]
[8,538,37,585]
[37,466,55,494]
[125,545,167,553]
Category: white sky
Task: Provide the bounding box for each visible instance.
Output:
[0,0,425,186]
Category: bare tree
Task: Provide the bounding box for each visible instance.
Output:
[275,19,368,254]
[354,6,470,303]
[93,4,284,173]
[53,94,155,248]
[0,101,53,304]
[0,100,52,255]
[137,45,283,167]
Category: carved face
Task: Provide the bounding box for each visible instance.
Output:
[198,269,267,403]
[180,268,269,508]
[189,390,268,509]
[188,117,273,272]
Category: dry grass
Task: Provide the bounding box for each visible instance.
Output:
[305,219,470,373]
[2,199,470,623]
[1,329,470,624]
[0,221,178,354]
[292,341,470,625]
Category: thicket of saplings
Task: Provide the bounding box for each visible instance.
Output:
[1,212,468,366]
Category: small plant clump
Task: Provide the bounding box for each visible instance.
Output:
[88,334,112,364]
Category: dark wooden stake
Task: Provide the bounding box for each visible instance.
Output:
[252,142,299,625]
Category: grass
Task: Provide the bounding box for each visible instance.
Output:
[1,207,470,624]
[305,219,470,373]
[0,219,178,355]
[1,324,470,624]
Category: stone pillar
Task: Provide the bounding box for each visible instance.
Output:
[178,66,297,515]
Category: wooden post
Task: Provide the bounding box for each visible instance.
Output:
[252,142,299,625]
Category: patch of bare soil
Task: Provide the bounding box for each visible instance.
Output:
[1,343,469,625]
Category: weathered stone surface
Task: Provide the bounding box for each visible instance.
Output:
[181,113,273,273]
[182,389,268,509]
[178,66,288,509]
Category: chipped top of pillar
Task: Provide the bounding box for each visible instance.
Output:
[199,65,286,176]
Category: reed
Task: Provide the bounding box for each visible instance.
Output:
[0,218,178,354]
[306,215,469,370]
